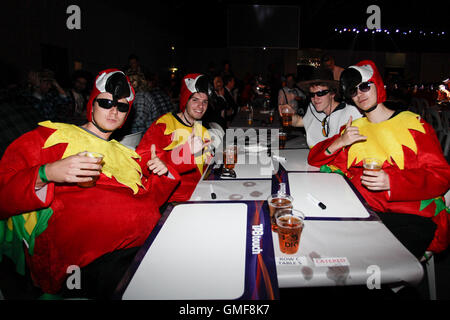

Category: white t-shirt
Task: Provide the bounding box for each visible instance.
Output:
[303,102,363,148]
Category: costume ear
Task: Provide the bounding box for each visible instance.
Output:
[105,72,131,101]
[340,67,361,100]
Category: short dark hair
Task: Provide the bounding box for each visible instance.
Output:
[223,74,234,86]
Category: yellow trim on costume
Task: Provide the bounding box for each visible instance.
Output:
[39,121,143,194]
[347,111,425,170]
[155,113,211,174]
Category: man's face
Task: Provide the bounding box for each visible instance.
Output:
[323,59,334,70]
[213,77,223,91]
[74,77,87,93]
[129,58,139,71]
[92,92,128,131]
[286,76,295,88]
[39,79,52,94]
[309,85,334,113]
[186,92,208,120]
[352,82,377,111]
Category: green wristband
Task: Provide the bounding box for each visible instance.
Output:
[39,165,49,183]
[326,147,332,155]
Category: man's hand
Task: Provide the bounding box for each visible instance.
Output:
[147,144,168,176]
[43,152,102,184]
[278,104,294,117]
[361,169,390,191]
[187,130,210,155]
[338,116,367,147]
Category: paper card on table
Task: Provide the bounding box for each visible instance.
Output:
[276,256,308,266]
[288,172,370,219]
[121,202,279,300]
[278,149,320,172]
[313,257,350,267]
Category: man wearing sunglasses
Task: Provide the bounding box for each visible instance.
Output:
[279,68,362,148]
[308,60,450,260]
[0,69,180,299]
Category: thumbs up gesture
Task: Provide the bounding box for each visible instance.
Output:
[147,144,168,176]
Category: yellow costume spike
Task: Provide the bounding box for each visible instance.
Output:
[155,114,211,174]
[347,111,425,169]
[40,121,143,194]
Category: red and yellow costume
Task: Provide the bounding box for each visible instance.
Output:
[0,69,180,294]
[309,61,450,253]
[136,74,211,202]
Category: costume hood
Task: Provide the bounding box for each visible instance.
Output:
[340,60,386,104]
[86,69,135,127]
[179,73,214,112]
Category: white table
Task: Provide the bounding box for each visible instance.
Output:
[278,149,320,172]
[274,219,424,288]
[118,135,424,300]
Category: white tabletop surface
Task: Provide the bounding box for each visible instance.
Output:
[123,203,248,300]
[278,149,320,172]
[190,180,272,201]
[288,172,370,219]
[273,219,424,287]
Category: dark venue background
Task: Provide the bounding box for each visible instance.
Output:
[0,0,448,88]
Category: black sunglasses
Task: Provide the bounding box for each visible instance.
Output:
[349,81,373,98]
[95,98,129,113]
[309,89,330,98]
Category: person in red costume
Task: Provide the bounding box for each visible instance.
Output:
[308,60,450,258]
[0,69,180,299]
[136,73,213,204]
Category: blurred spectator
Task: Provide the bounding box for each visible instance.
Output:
[24,69,71,121]
[278,73,307,115]
[203,74,228,129]
[321,53,344,81]
[65,70,91,124]
[126,72,175,134]
[125,54,148,76]
[223,74,239,104]
[220,60,235,78]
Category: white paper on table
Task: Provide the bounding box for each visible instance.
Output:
[123,203,248,300]
[288,172,370,219]
[277,149,320,172]
[190,180,272,201]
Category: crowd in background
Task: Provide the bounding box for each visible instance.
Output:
[0,52,448,157]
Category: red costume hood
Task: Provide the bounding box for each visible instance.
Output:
[86,69,135,127]
[349,60,386,104]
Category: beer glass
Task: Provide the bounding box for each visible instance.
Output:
[280,106,293,128]
[221,145,237,178]
[279,131,287,149]
[77,151,104,188]
[267,192,293,232]
[363,158,382,171]
[276,208,305,255]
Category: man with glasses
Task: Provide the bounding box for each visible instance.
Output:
[279,68,362,148]
[0,69,180,299]
[308,60,450,259]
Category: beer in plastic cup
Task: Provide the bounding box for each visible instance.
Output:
[279,132,287,149]
[267,193,293,232]
[280,106,293,127]
[77,151,104,188]
[363,158,382,171]
[276,209,305,254]
[268,110,274,124]
[223,145,237,170]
